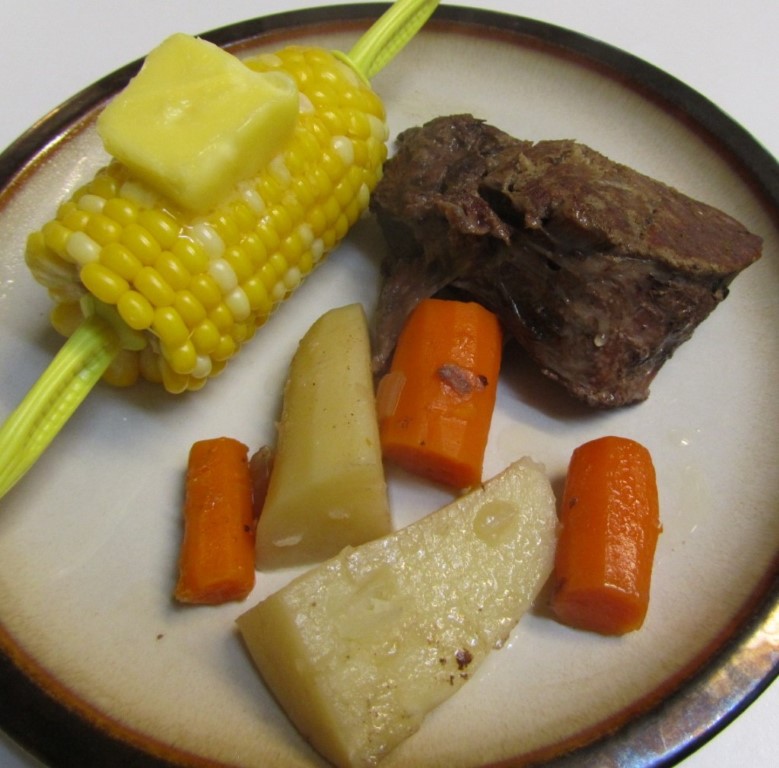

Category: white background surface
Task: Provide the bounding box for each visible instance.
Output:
[0,1,776,766]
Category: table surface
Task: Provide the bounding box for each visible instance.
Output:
[0,2,776,766]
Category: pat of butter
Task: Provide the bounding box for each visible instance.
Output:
[97,33,298,213]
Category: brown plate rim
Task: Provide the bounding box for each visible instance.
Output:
[0,4,777,767]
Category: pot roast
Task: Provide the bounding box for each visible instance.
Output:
[369,114,762,408]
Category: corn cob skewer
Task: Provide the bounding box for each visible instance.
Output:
[0,0,439,501]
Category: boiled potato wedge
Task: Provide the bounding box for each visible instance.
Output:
[255,303,391,569]
[238,458,557,768]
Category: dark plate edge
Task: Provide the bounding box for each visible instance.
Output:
[0,4,777,767]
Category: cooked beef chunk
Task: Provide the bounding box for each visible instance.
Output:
[370,114,762,407]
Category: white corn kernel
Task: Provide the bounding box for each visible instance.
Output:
[66,231,101,265]
[208,258,238,293]
[239,182,266,215]
[311,238,325,263]
[269,155,292,187]
[225,286,251,321]
[332,136,355,166]
[283,266,302,291]
[189,222,225,259]
[76,194,106,214]
[192,354,213,379]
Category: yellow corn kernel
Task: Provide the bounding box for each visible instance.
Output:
[172,237,209,275]
[121,223,161,265]
[159,360,189,394]
[192,319,220,354]
[102,349,140,387]
[321,149,345,182]
[80,261,130,304]
[100,242,143,281]
[186,376,209,392]
[163,339,198,375]
[154,251,190,291]
[24,44,387,393]
[212,334,237,362]
[60,206,90,233]
[24,232,78,299]
[241,320,259,344]
[189,273,222,310]
[241,232,266,267]
[173,290,206,327]
[134,266,175,307]
[87,172,120,200]
[103,197,139,226]
[208,210,242,247]
[256,218,282,254]
[84,213,122,246]
[290,178,315,212]
[269,252,289,280]
[138,209,180,249]
[345,195,366,228]
[243,321,258,344]
[50,301,84,338]
[117,290,155,330]
[152,306,189,348]
[242,277,271,317]
[231,200,259,234]
[307,166,332,201]
[297,251,313,276]
[320,227,338,252]
[321,196,341,226]
[333,213,350,241]
[223,245,253,283]
[41,221,72,255]
[138,345,163,384]
[281,224,313,264]
[210,359,228,378]
[209,302,234,333]
[257,261,277,295]
[306,205,328,238]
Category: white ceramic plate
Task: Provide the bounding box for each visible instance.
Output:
[1,5,777,767]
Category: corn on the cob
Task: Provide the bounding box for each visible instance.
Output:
[25,45,388,395]
[0,0,439,501]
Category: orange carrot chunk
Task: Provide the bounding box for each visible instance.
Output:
[174,437,256,604]
[377,298,502,490]
[551,435,661,635]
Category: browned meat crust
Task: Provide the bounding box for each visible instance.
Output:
[370,114,762,407]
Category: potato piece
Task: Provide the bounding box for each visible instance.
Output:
[238,458,557,768]
[255,303,391,569]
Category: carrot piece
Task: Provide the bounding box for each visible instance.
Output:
[551,435,661,635]
[174,437,256,605]
[377,298,502,489]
